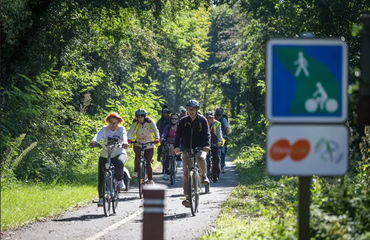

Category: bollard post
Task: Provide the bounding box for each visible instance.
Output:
[142,184,166,240]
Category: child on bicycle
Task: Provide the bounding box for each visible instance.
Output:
[161,113,179,180]
[90,112,129,206]
[174,100,210,208]
[127,108,160,184]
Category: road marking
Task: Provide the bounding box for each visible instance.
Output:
[84,209,143,240]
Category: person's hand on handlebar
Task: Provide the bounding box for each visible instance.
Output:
[174,147,181,155]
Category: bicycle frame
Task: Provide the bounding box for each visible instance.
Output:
[132,141,154,199]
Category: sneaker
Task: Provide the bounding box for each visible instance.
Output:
[212,176,219,183]
[221,168,225,173]
[97,197,103,207]
[201,177,210,184]
[147,180,155,184]
[163,174,169,180]
[132,172,138,178]
[119,180,125,190]
[182,199,191,208]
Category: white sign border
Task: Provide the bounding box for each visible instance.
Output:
[266,38,348,123]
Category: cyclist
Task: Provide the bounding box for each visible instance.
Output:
[179,106,187,119]
[161,113,179,180]
[127,108,160,184]
[205,111,223,183]
[156,105,171,165]
[215,107,229,173]
[90,112,129,206]
[174,100,210,208]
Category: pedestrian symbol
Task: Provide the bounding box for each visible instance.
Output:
[266,39,347,123]
[294,51,309,77]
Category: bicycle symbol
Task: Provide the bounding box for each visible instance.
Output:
[305,82,338,113]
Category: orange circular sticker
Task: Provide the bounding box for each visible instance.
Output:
[270,139,290,161]
[290,139,310,161]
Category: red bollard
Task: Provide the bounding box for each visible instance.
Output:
[142,184,166,240]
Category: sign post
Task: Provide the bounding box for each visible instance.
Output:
[266,38,348,240]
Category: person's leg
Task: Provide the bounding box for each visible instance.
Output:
[211,146,221,180]
[144,148,154,180]
[206,153,211,178]
[195,151,207,180]
[220,146,226,171]
[133,146,141,172]
[112,154,126,180]
[181,151,191,198]
[98,157,106,197]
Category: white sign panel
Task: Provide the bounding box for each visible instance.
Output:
[267,125,348,176]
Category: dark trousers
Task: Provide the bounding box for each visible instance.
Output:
[98,154,126,197]
[134,146,154,180]
[206,146,221,178]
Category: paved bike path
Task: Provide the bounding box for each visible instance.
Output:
[2,156,238,240]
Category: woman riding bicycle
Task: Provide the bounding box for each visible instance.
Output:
[127,108,160,184]
[90,112,129,206]
[161,113,179,180]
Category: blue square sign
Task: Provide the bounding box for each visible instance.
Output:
[266,39,347,123]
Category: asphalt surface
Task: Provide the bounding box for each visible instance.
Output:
[2,156,238,240]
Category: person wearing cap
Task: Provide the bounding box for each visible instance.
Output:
[90,112,129,206]
[205,111,223,182]
[156,105,171,164]
[127,108,160,184]
[174,100,211,208]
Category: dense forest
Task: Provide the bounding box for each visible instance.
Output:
[1,0,370,238]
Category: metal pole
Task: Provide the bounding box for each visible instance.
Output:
[298,176,311,240]
[143,184,166,240]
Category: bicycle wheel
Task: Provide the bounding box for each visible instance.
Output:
[103,173,111,216]
[112,180,119,214]
[189,170,199,216]
[169,157,176,185]
[138,160,145,199]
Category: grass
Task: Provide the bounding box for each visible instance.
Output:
[200,145,298,240]
[1,149,161,231]
[1,181,96,231]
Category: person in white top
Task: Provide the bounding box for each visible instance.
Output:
[90,112,129,206]
[127,108,160,184]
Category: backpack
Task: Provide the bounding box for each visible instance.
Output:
[220,114,228,132]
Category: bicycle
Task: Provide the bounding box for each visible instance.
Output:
[95,140,121,217]
[187,147,210,216]
[163,140,177,185]
[132,141,154,199]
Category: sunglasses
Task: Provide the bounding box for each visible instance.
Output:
[171,118,178,120]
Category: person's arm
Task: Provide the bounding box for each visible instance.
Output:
[201,117,211,150]
[90,127,105,147]
[223,118,230,136]
[174,119,184,149]
[127,123,136,142]
[216,123,223,145]
[121,126,129,148]
[161,124,170,140]
[150,119,160,140]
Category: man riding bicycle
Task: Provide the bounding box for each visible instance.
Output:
[90,112,129,206]
[205,111,223,183]
[174,100,210,208]
[127,108,160,184]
